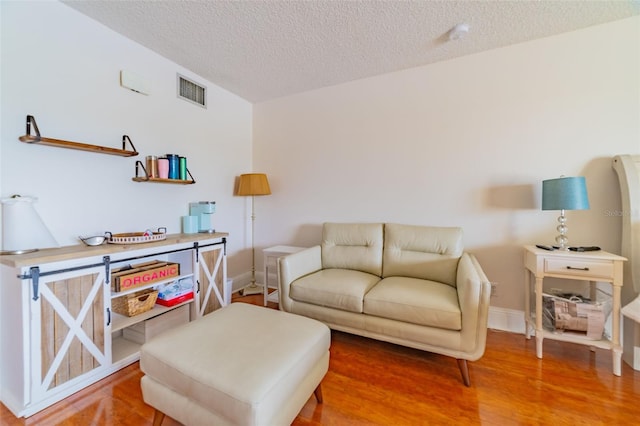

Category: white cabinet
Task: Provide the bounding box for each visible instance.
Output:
[523,245,626,375]
[0,233,227,418]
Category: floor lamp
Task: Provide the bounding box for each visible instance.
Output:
[236,173,271,295]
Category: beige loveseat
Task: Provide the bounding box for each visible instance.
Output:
[279,223,491,386]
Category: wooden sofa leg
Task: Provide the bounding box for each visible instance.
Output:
[314,383,324,403]
[456,359,471,387]
[152,409,166,426]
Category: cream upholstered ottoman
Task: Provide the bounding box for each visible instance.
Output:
[140,302,330,426]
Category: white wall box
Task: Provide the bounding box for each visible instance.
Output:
[0,233,228,418]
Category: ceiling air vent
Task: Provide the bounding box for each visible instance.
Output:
[177,74,207,108]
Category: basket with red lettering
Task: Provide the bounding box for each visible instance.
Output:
[111,260,180,292]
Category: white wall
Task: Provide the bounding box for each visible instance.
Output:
[254,16,640,312]
[2,3,639,309]
[0,1,253,279]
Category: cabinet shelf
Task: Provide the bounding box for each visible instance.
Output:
[529,314,612,350]
[111,300,193,332]
[112,335,141,364]
[18,115,139,157]
[540,328,612,350]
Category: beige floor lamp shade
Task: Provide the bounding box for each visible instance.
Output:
[236,173,271,295]
[237,173,271,197]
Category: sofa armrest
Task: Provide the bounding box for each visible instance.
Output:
[456,253,492,359]
[278,245,322,312]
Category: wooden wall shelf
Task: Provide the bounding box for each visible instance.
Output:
[132,160,196,184]
[132,177,195,185]
[18,115,138,157]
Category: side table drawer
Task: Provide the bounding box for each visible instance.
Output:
[544,258,613,279]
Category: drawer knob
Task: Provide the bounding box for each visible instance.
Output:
[566,266,589,271]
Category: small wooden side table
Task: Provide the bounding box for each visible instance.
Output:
[263,245,305,306]
[523,245,626,375]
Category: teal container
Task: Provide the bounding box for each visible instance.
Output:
[179,157,187,180]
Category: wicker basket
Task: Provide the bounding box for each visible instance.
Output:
[112,289,158,317]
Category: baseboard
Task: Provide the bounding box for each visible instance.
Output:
[488,306,526,334]
[231,271,265,293]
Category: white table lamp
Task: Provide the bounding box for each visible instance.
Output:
[1,195,58,255]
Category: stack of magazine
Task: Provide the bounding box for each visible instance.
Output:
[156,277,194,307]
[542,291,611,340]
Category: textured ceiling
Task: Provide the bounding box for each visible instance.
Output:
[62,1,640,103]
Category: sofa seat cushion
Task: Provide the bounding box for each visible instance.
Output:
[290,269,381,313]
[363,277,462,330]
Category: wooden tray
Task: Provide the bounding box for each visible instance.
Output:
[106,228,167,245]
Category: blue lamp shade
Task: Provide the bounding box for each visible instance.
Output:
[542,176,590,211]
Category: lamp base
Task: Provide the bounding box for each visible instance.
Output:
[0,248,39,255]
[555,210,569,250]
[241,283,264,296]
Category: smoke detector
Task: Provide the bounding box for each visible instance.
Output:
[448,23,470,41]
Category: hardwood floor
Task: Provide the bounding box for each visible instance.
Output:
[2,293,639,425]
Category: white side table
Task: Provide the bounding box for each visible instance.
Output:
[263,245,305,306]
[523,245,626,375]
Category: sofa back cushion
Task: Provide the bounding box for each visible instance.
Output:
[322,223,383,276]
[382,224,463,286]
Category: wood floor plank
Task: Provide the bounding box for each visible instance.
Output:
[1,294,638,425]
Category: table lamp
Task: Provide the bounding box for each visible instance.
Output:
[1,195,58,255]
[542,176,590,250]
[236,173,271,295]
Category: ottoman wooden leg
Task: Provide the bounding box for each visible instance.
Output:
[152,409,166,426]
[314,383,323,403]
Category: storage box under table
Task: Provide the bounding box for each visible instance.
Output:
[123,304,190,344]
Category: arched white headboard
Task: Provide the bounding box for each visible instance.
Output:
[613,155,640,370]
[613,155,640,296]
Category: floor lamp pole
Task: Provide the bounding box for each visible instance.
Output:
[243,194,262,295]
[250,194,256,284]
